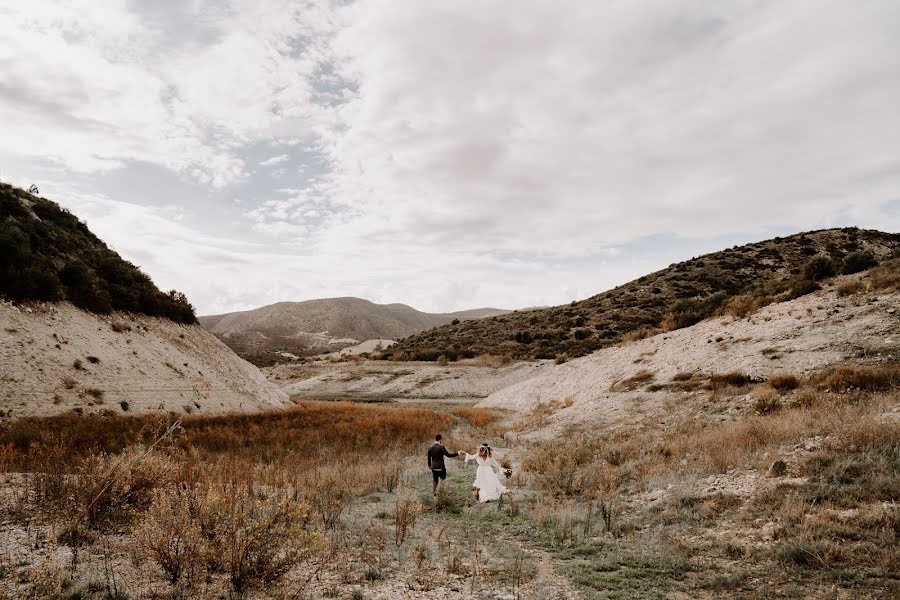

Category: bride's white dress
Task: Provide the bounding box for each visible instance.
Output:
[464,453,507,502]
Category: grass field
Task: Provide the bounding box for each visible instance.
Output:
[0,366,898,599]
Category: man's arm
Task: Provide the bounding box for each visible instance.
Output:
[427,448,432,468]
[444,446,459,458]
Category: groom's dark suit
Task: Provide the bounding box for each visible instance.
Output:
[428,442,459,490]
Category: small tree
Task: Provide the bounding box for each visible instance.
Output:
[802,255,835,280]
[841,250,877,275]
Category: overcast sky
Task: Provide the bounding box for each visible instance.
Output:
[1,1,899,315]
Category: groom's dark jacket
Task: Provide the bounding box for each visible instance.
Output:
[427,443,459,471]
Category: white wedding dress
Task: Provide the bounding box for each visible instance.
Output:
[464,452,507,502]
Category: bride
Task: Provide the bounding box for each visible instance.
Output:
[464,443,507,502]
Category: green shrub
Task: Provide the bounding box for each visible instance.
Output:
[787,279,821,299]
[803,255,836,280]
[841,250,877,275]
[0,183,196,324]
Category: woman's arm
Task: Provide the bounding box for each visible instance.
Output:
[463,452,475,463]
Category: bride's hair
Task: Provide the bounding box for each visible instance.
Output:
[478,446,491,459]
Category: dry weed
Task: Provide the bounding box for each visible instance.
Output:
[452,406,502,428]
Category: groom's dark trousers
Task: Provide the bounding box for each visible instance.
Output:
[428,442,459,490]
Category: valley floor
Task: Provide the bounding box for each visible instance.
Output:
[1,371,897,599]
[1,265,898,599]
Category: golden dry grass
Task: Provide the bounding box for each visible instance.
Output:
[768,372,800,392]
[610,369,655,392]
[451,406,503,428]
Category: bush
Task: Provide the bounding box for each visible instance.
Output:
[769,373,800,392]
[803,256,836,281]
[787,279,821,299]
[841,250,877,275]
[139,483,317,593]
[661,291,728,331]
[753,389,781,415]
[138,487,205,584]
[836,281,864,297]
[818,366,900,393]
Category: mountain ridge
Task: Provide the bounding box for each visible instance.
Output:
[199,296,510,364]
[388,227,900,361]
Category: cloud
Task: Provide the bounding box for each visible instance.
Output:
[317,0,900,253]
[2,0,899,314]
[259,154,290,167]
[0,0,341,186]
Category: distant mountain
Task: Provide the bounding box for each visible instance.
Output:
[199,297,510,364]
[389,228,900,362]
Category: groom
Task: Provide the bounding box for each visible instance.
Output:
[427,434,460,495]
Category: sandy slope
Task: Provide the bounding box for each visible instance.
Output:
[479,279,899,430]
[0,301,289,417]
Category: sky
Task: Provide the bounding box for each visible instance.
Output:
[1,0,899,315]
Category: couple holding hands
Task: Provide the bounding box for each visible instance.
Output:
[427,434,510,503]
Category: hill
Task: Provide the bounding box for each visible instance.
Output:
[0,183,196,323]
[199,297,509,364]
[0,183,287,415]
[389,228,900,361]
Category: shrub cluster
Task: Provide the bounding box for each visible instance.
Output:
[0,184,196,324]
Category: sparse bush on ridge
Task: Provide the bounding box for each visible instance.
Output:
[390,228,900,361]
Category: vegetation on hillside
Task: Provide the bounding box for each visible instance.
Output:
[0,183,196,323]
[389,228,900,361]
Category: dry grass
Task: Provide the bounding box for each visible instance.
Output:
[722,294,771,318]
[621,326,660,343]
[610,369,655,392]
[866,257,900,291]
[752,388,781,415]
[455,354,513,368]
[452,406,503,428]
[813,364,900,393]
[511,399,565,432]
[0,401,461,596]
[836,280,865,297]
[768,373,800,392]
[707,371,753,389]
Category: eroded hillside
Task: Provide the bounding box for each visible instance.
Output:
[0,301,288,417]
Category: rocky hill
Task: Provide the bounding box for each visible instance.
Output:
[199,297,509,364]
[0,183,288,416]
[0,183,196,323]
[478,263,900,422]
[389,228,900,361]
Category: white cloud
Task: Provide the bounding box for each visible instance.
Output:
[2,0,899,314]
[318,0,900,253]
[0,0,340,187]
[258,154,290,167]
